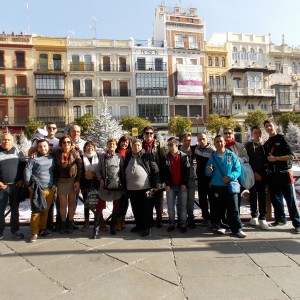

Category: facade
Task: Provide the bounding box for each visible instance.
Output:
[208,32,276,124]
[204,41,232,117]
[0,33,34,132]
[33,36,67,127]
[153,6,206,132]
[131,39,169,128]
[67,38,133,123]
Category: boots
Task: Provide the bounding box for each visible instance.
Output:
[99,217,108,231]
[115,216,122,231]
[59,221,66,234]
[110,212,118,235]
[92,213,101,239]
[121,216,126,230]
[67,220,73,234]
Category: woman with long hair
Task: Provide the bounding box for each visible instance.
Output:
[53,135,82,234]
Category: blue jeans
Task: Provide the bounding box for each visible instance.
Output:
[268,172,300,228]
[166,185,187,226]
[0,184,20,235]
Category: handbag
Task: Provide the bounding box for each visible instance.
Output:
[85,187,99,209]
[239,162,255,190]
[212,154,241,194]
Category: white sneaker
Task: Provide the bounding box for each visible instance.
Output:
[236,230,247,238]
[249,217,259,226]
[217,228,226,234]
[259,219,269,230]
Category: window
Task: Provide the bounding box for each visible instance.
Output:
[0,51,4,68]
[175,105,187,117]
[233,78,240,88]
[39,54,48,71]
[190,59,197,65]
[176,58,183,64]
[119,57,127,71]
[232,47,239,61]
[249,48,256,61]
[73,106,81,118]
[208,56,212,66]
[86,105,93,115]
[15,75,27,95]
[190,105,202,117]
[36,74,64,95]
[103,56,110,71]
[222,76,226,89]
[255,75,262,89]
[234,103,241,110]
[137,98,168,121]
[214,57,219,66]
[221,57,225,67]
[15,51,25,68]
[275,62,282,73]
[248,103,254,110]
[155,58,163,71]
[261,104,267,111]
[188,35,197,49]
[257,49,263,62]
[0,75,6,95]
[84,55,92,71]
[120,106,129,117]
[137,58,145,70]
[175,34,184,48]
[103,81,111,96]
[215,76,220,90]
[209,76,214,87]
[292,62,297,74]
[72,79,80,97]
[241,48,247,61]
[72,55,79,71]
[119,81,128,96]
[85,79,93,96]
[53,54,61,70]
[248,75,255,89]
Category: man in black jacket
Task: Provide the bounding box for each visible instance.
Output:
[264,120,300,233]
[161,137,190,233]
[0,134,25,240]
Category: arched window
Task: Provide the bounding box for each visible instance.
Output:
[255,75,262,89]
[73,106,81,118]
[208,56,212,66]
[249,48,256,61]
[221,57,226,67]
[232,47,239,61]
[86,105,93,115]
[241,48,247,61]
[248,75,255,89]
[257,49,263,62]
[214,57,219,66]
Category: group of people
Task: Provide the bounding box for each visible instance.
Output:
[0,119,299,242]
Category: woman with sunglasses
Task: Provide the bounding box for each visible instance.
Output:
[115,135,132,231]
[53,135,82,234]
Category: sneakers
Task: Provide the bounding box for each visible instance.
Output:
[38,230,52,237]
[29,234,38,243]
[259,220,269,230]
[12,231,24,239]
[249,217,259,226]
[167,225,175,232]
[295,227,300,234]
[236,230,247,238]
[217,228,226,234]
[270,221,287,227]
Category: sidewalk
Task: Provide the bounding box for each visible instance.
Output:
[1,222,300,300]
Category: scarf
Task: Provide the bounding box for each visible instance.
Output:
[225,139,235,152]
[118,148,127,158]
[83,151,98,172]
[143,139,154,153]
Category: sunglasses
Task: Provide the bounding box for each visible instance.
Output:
[144,132,153,135]
[62,141,71,144]
[224,132,233,135]
[48,127,57,130]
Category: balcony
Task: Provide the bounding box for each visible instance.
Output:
[69,89,96,97]
[136,89,167,96]
[232,88,275,97]
[138,115,168,123]
[1,116,29,126]
[134,40,165,47]
[69,63,94,72]
[210,108,232,116]
[36,62,65,72]
[135,62,167,71]
[98,64,130,72]
[272,103,293,112]
[12,87,30,96]
[99,89,132,97]
[0,87,8,96]
[208,86,232,93]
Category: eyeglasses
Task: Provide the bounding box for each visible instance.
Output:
[224,132,233,135]
[48,127,57,130]
[144,132,153,135]
[62,141,71,144]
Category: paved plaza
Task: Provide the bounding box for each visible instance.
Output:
[1,221,300,300]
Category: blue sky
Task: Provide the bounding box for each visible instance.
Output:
[1,0,299,46]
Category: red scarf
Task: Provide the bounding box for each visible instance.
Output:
[118,148,126,158]
[225,139,235,152]
[143,140,154,153]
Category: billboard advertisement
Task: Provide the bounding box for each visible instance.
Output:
[177,65,203,96]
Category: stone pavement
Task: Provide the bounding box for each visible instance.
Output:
[1,222,300,300]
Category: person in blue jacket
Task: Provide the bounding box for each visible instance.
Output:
[206,135,247,238]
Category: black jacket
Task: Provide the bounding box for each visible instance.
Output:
[31,176,47,214]
[244,141,267,177]
[161,151,190,187]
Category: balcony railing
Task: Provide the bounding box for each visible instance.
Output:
[272,104,293,111]
[99,89,132,97]
[69,89,96,97]
[136,89,168,96]
[210,108,232,116]
[138,115,168,123]
[13,60,26,69]
[135,62,167,71]
[36,62,65,72]
[36,89,65,96]
[209,86,232,93]
[1,116,29,126]
[233,88,275,97]
[98,64,130,72]
[12,87,30,96]
[134,40,165,47]
[69,63,95,71]
[0,87,8,95]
